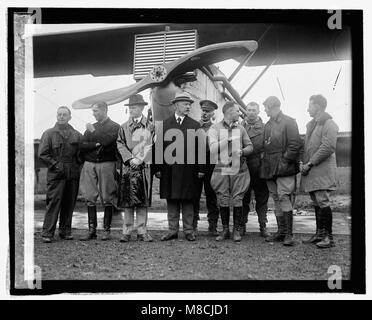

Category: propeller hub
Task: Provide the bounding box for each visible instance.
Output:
[149,65,167,82]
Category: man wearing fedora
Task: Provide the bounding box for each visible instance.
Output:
[117,94,154,242]
[192,99,220,236]
[80,101,120,241]
[155,91,206,242]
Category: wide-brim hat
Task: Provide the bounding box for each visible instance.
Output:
[171,91,194,104]
[200,99,218,111]
[124,94,148,106]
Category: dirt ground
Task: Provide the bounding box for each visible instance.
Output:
[34,229,351,281]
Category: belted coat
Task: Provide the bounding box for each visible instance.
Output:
[300,112,339,192]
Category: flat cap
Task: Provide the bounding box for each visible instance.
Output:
[200,99,218,111]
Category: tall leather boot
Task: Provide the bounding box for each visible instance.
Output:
[303,206,323,244]
[240,206,249,236]
[283,211,295,246]
[265,215,286,242]
[102,205,113,241]
[232,207,243,242]
[80,206,97,241]
[216,207,230,241]
[317,207,335,248]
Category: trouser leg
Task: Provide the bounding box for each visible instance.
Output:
[254,176,269,225]
[123,207,135,235]
[265,179,286,242]
[97,161,117,206]
[59,179,79,236]
[242,187,251,226]
[136,206,148,235]
[42,179,66,238]
[192,177,203,231]
[167,199,180,234]
[253,176,270,237]
[204,167,219,227]
[80,162,99,206]
[231,169,250,208]
[181,200,194,235]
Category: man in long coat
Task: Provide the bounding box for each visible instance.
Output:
[117,94,154,242]
[38,106,82,242]
[154,91,206,241]
[260,96,302,246]
[300,94,339,248]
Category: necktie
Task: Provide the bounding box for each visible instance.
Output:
[177,117,182,125]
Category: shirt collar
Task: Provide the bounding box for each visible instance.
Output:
[133,115,143,123]
[129,115,146,126]
[222,119,238,129]
[175,113,185,124]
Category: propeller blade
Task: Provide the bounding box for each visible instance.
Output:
[72,77,153,109]
[72,40,258,109]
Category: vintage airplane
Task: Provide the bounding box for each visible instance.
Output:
[32,22,352,172]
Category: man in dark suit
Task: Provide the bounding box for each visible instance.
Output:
[154,91,206,241]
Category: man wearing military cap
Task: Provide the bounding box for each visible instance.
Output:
[192,99,220,235]
[154,91,206,242]
[260,96,302,246]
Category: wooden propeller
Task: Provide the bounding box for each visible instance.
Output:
[72,40,258,109]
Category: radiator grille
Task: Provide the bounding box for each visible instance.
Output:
[133,30,198,80]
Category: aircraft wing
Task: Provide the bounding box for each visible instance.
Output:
[33,23,351,78]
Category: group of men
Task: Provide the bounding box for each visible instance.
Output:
[38,91,338,249]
